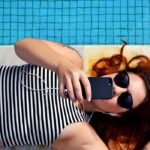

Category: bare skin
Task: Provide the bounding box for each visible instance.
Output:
[51,122,108,150]
[0,141,3,148]
[143,142,150,150]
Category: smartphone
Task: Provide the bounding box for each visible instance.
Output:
[81,77,113,99]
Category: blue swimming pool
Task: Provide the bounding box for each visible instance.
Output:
[0,0,150,45]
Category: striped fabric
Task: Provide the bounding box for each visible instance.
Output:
[0,64,89,146]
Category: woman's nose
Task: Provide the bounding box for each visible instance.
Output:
[113,85,127,96]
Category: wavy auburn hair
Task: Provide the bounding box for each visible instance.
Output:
[90,41,150,150]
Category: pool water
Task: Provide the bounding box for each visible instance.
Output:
[0,0,150,45]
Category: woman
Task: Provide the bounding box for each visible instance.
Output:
[0,38,149,150]
[0,38,107,150]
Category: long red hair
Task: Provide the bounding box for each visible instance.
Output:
[90,41,150,150]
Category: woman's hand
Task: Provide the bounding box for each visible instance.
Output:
[56,59,91,103]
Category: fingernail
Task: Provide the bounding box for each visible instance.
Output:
[87,97,91,102]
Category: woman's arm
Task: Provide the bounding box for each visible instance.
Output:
[15,38,83,70]
[41,40,83,69]
[14,38,91,102]
[52,122,108,150]
[142,141,150,150]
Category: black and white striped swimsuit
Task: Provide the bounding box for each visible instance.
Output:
[0,64,89,146]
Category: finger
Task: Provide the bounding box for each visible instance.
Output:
[72,76,83,103]
[59,80,65,98]
[80,73,91,101]
[65,77,76,101]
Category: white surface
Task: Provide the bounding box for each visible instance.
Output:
[0,45,84,65]
[0,46,26,65]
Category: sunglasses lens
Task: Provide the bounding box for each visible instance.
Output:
[114,70,129,88]
[117,92,133,110]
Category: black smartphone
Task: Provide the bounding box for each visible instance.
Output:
[81,77,113,99]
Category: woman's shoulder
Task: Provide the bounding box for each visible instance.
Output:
[52,122,108,150]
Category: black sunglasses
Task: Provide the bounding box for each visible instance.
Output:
[114,70,133,110]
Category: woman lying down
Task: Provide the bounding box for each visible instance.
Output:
[1,38,150,150]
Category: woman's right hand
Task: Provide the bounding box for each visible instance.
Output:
[56,58,91,103]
